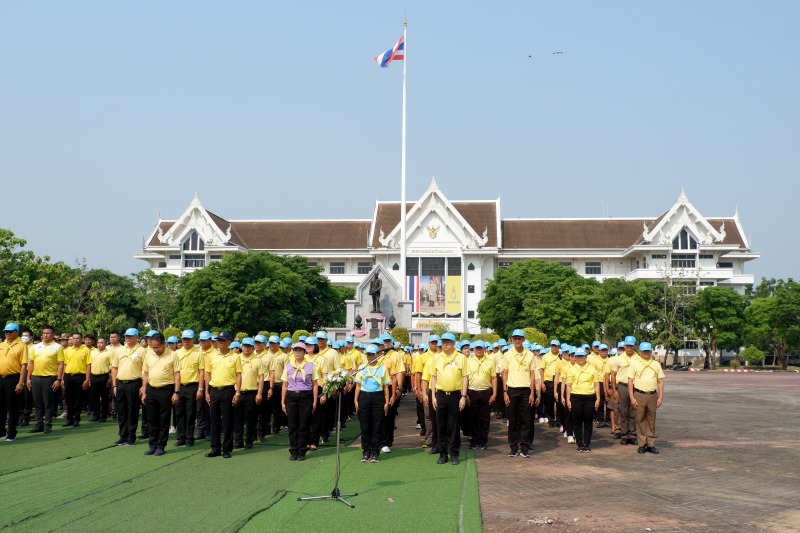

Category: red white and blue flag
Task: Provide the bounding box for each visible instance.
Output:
[374,35,404,68]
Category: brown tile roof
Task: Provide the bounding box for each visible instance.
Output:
[231,221,371,250]
[147,221,175,246]
[370,201,499,248]
[707,219,745,247]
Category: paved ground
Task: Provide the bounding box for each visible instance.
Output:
[389,372,800,532]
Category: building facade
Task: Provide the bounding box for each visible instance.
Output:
[135,179,758,333]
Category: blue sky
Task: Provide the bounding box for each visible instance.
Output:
[2,1,797,282]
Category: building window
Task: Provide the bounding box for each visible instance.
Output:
[307,261,318,268]
[699,254,714,260]
[182,231,205,251]
[168,254,181,260]
[672,228,698,250]
[210,255,223,261]
[560,261,573,268]
[407,258,419,276]
[674,280,697,295]
[467,263,475,271]
[699,281,715,287]
[716,262,733,269]
[157,261,167,268]
[585,262,602,275]
[357,262,373,274]
[683,340,698,350]
[447,257,462,276]
[652,254,667,259]
[392,263,399,271]
[672,254,696,268]
[330,262,345,274]
[468,310,475,319]
[468,285,475,294]
[642,257,649,269]
[421,258,445,276]
[498,261,512,269]
[184,254,205,268]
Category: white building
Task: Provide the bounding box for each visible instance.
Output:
[135,180,758,333]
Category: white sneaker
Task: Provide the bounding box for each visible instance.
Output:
[59,412,68,419]
[381,446,391,453]
[563,431,567,437]
[169,426,176,434]
[543,417,549,423]
[506,420,509,427]
[567,436,575,444]
[415,423,421,429]
[560,425,564,432]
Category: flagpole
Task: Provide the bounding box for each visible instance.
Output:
[400,19,408,299]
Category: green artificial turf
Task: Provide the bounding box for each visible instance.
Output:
[0,421,482,532]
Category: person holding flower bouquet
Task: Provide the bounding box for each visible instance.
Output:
[281,342,319,461]
[354,344,390,463]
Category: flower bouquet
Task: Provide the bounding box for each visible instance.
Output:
[322,368,354,397]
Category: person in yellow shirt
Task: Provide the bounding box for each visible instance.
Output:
[174,329,204,446]
[316,331,341,445]
[379,334,405,454]
[234,338,264,450]
[253,334,272,442]
[467,340,496,450]
[611,335,639,445]
[629,342,665,454]
[141,333,181,456]
[304,336,331,451]
[502,330,540,458]
[493,340,508,422]
[269,338,290,436]
[541,340,561,428]
[1,323,28,441]
[415,335,440,449]
[62,333,91,427]
[195,331,216,440]
[204,332,242,459]
[429,332,470,465]
[112,328,146,446]
[27,325,64,434]
[566,348,601,452]
[89,336,113,423]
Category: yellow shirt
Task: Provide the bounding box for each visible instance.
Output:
[339,352,355,371]
[430,352,469,392]
[269,351,288,384]
[612,353,636,384]
[207,351,242,387]
[64,345,91,374]
[413,351,435,374]
[113,345,145,380]
[90,348,112,375]
[0,338,28,375]
[503,349,538,388]
[319,346,341,371]
[567,363,600,395]
[493,351,505,373]
[239,353,264,391]
[176,346,204,384]
[142,349,181,388]
[383,350,405,377]
[467,355,495,391]
[30,342,64,377]
[306,353,332,386]
[541,352,559,381]
[630,358,665,392]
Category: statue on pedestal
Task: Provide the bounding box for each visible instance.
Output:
[368,273,382,314]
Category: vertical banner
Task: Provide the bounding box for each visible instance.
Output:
[445,276,461,315]
[419,275,445,314]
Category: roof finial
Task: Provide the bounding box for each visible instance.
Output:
[734,205,739,219]
[678,186,688,204]
[429,176,439,191]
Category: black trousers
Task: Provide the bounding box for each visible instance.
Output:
[285,390,313,456]
[416,396,425,427]
[116,379,142,442]
[21,383,33,422]
[210,386,235,453]
[571,394,595,447]
[257,388,272,437]
[64,373,84,423]
[596,385,608,423]
[0,374,21,437]
[468,388,492,446]
[435,390,461,456]
[145,386,173,449]
[322,392,337,439]
[358,391,385,456]
[507,387,533,452]
[234,390,258,446]
[196,394,210,438]
[175,382,198,443]
[495,375,506,418]
[309,391,324,446]
[544,381,556,423]
[271,383,286,432]
[382,392,399,447]
[90,373,110,420]
[31,375,57,430]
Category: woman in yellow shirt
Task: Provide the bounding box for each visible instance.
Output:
[566,348,601,452]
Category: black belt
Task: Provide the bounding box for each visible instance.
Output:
[361,390,383,395]
[436,390,461,395]
[240,389,257,394]
[0,373,20,378]
[634,388,657,395]
[183,381,199,386]
[118,379,141,384]
[91,372,109,376]
[147,384,175,390]
[67,373,84,376]
[289,389,312,394]
[211,385,234,390]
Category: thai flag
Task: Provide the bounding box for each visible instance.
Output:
[374,35,404,68]
[407,276,419,312]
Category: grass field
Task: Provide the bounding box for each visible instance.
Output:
[0,419,482,532]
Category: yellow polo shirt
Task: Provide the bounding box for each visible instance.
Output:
[64,345,91,374]
[30,342,64,377]
[143,349,181,388]
[630,358,665,393]
[0,338,28,375]
[319,346,341,371]
[413,350,435,374]
[541,352,559,381]
[176,345,204,384]
[430,352,469,392]
[306,353,332,386]
[467,355,495,391]
[207,351,242,387]
[504,349,538,388]
[493,350,505,373]
[271,351,288,384]
[567,363,601,395]
[339,351,355,371]
[612,353,635,384]
[239,353,264,391]
[90,348,112,375]
[112,345,145,380]
[383,350,405,377]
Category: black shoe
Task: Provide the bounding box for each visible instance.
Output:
[451,456,460,465]
[29,427,44,433]
[620,438,630,445]
[362,453,370,462]
[630,438,638,445]
[648,446,659,454]
[437,455,448,465]
[258,436,266,443]
[206,451,221,458]
[138,434,148,439]
[144,447,156,456]
[297,454,306,461]
[637,446,647,454]
[18,420,29,427]
[186,440,195,447]
[154,447,165,456]
[114,438,126,445]
[290,454,298,461]
[519,451,530,458]
[44,427,52,434]
[245,443,253,450]
[234,443,244,449]
[428,448,438,455]
[73,422,79,428]
[222,452,232,459]
[585,447,592,452]
[175,439,186,447]
[63,421,74,427]
[613,433,622,439]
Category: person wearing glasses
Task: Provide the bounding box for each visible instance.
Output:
[281,341,319,461]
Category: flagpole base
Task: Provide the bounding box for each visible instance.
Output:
[297,487,358,508]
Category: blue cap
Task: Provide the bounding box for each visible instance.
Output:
[617,341,625,348]
[533,344,542,352]
[146,329,158,338]
[212,335,219,341]
[316,331,328,340]
[581,344,590,351]
[381,334,393,343]
[305,336,318,346]
[522,340,531,349]
[441,332,457,342]
[365,344,378,355]
[124,327,139,337]
[561,343,568,351]
[472,340,485,349]
[610,348,618,355]
[455,341,464,350]
[599,344,608,351]
[241,337,255,346]
[502,345,511,352]
[167,336,179,344]
[592,340,601,347]
[511,328,525,338]
[281,336,292,344]
[345,336,354,343]
[280,338,291,348]
[418,344,426,349]
[198,331,212,341]
[568,346,576,355]
[332,341,340,349]
[268,335,280,343]
[624,335,637,346]
[3,322,20,332]
[575,348,587,357]
[639,342,653,352]
[550,339,559,346]
[429,335,441,343]
[181,329,194,339]
[254,334,267,343]
[498,339,507,346]
[229,341,241,349]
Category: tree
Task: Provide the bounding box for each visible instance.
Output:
[740,346,765,365]
[134,270,181,331]
[390,327,409,346]
[599,278,661,343]
[745,280,800,369]
[648,269,697,366]
[693,286,746,370]
[523,327,547,346]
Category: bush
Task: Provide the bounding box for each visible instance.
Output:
[292,330,311,342]
[280,332,291,340]
[523,327,548,346]
[730,359,742,369]
[474,333,500,343]
[390,327,409,346]
[235,332,249,342]
[740,346,766,364]
[429,323,449,336]
[258,331,271,339]
[459,332,471,341]
[163,327,181,340]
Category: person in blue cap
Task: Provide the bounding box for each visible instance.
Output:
[354,344,391,462]
[174,329,203,447]
[415,335,441,451]
[111,328,146,445]
[493,339,508,423]
[204,332,242,459]
[611,335,639,445]
[629,342,664,454]
[565,348,601,452]
[541,340,560,428]
[270,338,290,435]
[429,332,470,465]
[233,337,264,450]
[502,329,540,458]
[1,322,27,441]
[195,331,215,441]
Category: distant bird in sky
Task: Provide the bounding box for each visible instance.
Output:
[553,51,563,54]
[528,52,563,58]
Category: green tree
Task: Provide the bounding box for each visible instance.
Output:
[693,286,746,370]
[599,278,661,343]
[390,327,410,346]
[292,330,310,342]
[523,327,547,346]
[134,270,181,331]
[745,280,800,369]
[648,269,696,366]
[740,346,765,365]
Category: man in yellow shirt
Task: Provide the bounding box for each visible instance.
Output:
[174,329,204,446]
[380,334,405,454]
[467,340,496,450]
[253,334,271,442]
[429,332,469,465]
[63,333,91,427]
[611,335,639,445]
[502,329,540,458]
[112,328,146,446]
[493,340,508,422]
[414,335,440,449]
[591,343,612,428]
[566,348,602,452]
[234,337,264,450]
[269,338,290,435]
[141,333,181,456]
[205,331,242,459]
[1,323,28,441]
[89,336,113,422]
[629,342,665,454]
[196,331,216,440]
[27,325,65,434]
[541,340,560,428]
